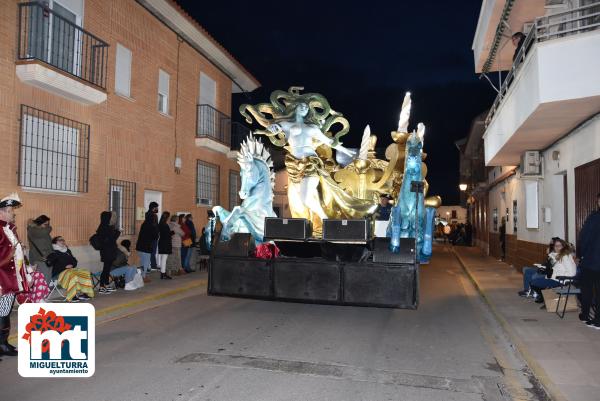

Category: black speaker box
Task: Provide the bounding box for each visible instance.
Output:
[212,233,256,257]
[322,219,371,241]
[372,237,416,264]
[264,217,312,240]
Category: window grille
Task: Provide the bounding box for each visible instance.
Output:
[108,179,136,235]
[19,105,89,193]
[196,160,219,206]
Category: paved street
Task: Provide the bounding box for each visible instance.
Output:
[0,247,546,401]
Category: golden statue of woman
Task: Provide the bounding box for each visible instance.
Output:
[240,87,377,234]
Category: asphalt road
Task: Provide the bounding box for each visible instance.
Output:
[0,246,544,401]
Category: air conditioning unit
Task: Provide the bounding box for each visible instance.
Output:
[520,151,542,177]
[197,198,212,206]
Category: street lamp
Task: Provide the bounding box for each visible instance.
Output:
[459,183,468,191]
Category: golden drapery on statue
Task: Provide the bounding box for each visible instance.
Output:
[285,154,379,233]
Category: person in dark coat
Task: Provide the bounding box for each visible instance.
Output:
[465,221,473,247]
[96,211,120,294]
[499,217,507,261]
[27,214,54,282]
[512,32,526,61]
[184,214,196,269]
[46,236,94,302]
[374,195,392,221]
[577,193,600,328]
[136,202,159,279]
[157,211,173,280]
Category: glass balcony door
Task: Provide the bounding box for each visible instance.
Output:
[26,0,83,78]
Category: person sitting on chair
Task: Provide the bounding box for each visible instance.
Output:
[110,240,138,285]
[530,238,577,305]
[46,236,95,302]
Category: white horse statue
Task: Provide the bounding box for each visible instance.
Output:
[212,133,276,243]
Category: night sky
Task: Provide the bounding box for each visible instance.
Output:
[177,0,496,205]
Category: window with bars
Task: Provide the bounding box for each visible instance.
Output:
[108,179,136,235]
[229,170,241,210]
[19,105,89,193]
[196,160,219,206]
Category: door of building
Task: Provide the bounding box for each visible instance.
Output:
[575,158,600,240]
[144,190,163,217]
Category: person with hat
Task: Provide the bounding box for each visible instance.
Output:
[375,194,392,221]
[136,202,159,281]
[0,193,28,358]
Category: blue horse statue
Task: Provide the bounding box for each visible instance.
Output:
[211,133,277,244]
[388,123,429,261]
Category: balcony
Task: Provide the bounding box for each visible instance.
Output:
[16,2,108,105]
[483,1,600,166]
[196,104,232,153]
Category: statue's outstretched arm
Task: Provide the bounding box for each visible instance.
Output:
[310,127,354,157]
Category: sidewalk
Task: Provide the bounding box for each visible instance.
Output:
[453,246,600,401]
[8,270,208,340]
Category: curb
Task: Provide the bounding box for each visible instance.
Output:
[8,278,207,343]
[451,247,567,401]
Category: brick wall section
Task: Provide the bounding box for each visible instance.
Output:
[0,0,240,247]
[487,232,548,273]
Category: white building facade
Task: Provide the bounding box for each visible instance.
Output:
[472,0,600,267]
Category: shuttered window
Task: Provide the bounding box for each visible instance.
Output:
[199,72,216,107]
[115,43,132,97]
[158,69,169,114]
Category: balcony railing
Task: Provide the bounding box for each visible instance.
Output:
[197,104,232,146]
[17,2,109,89]
[485,0,600,127]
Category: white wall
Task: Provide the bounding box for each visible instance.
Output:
[484,30,600,165]
[488,114,600,245]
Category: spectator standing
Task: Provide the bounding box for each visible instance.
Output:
[465,221,473,246]
[158,212,173,280]
[167,215,184,276]
[179,214,193,273]
[136,202,159,280]
[512,32,526,61]
[499,217,507,261]
[374,195,392,221]
[96,211,120,293]
[0,193,26,358]
[27,215,54,282]
[46,236,94,302]
[184,214,197,270]
[577,193,600,328]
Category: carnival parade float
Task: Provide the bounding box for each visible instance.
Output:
[207,87,441,309]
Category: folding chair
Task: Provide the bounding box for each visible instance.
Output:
[91,272,102,290]
[554,275,580,318]
[45,278,67,302]
[92,271,118,290]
